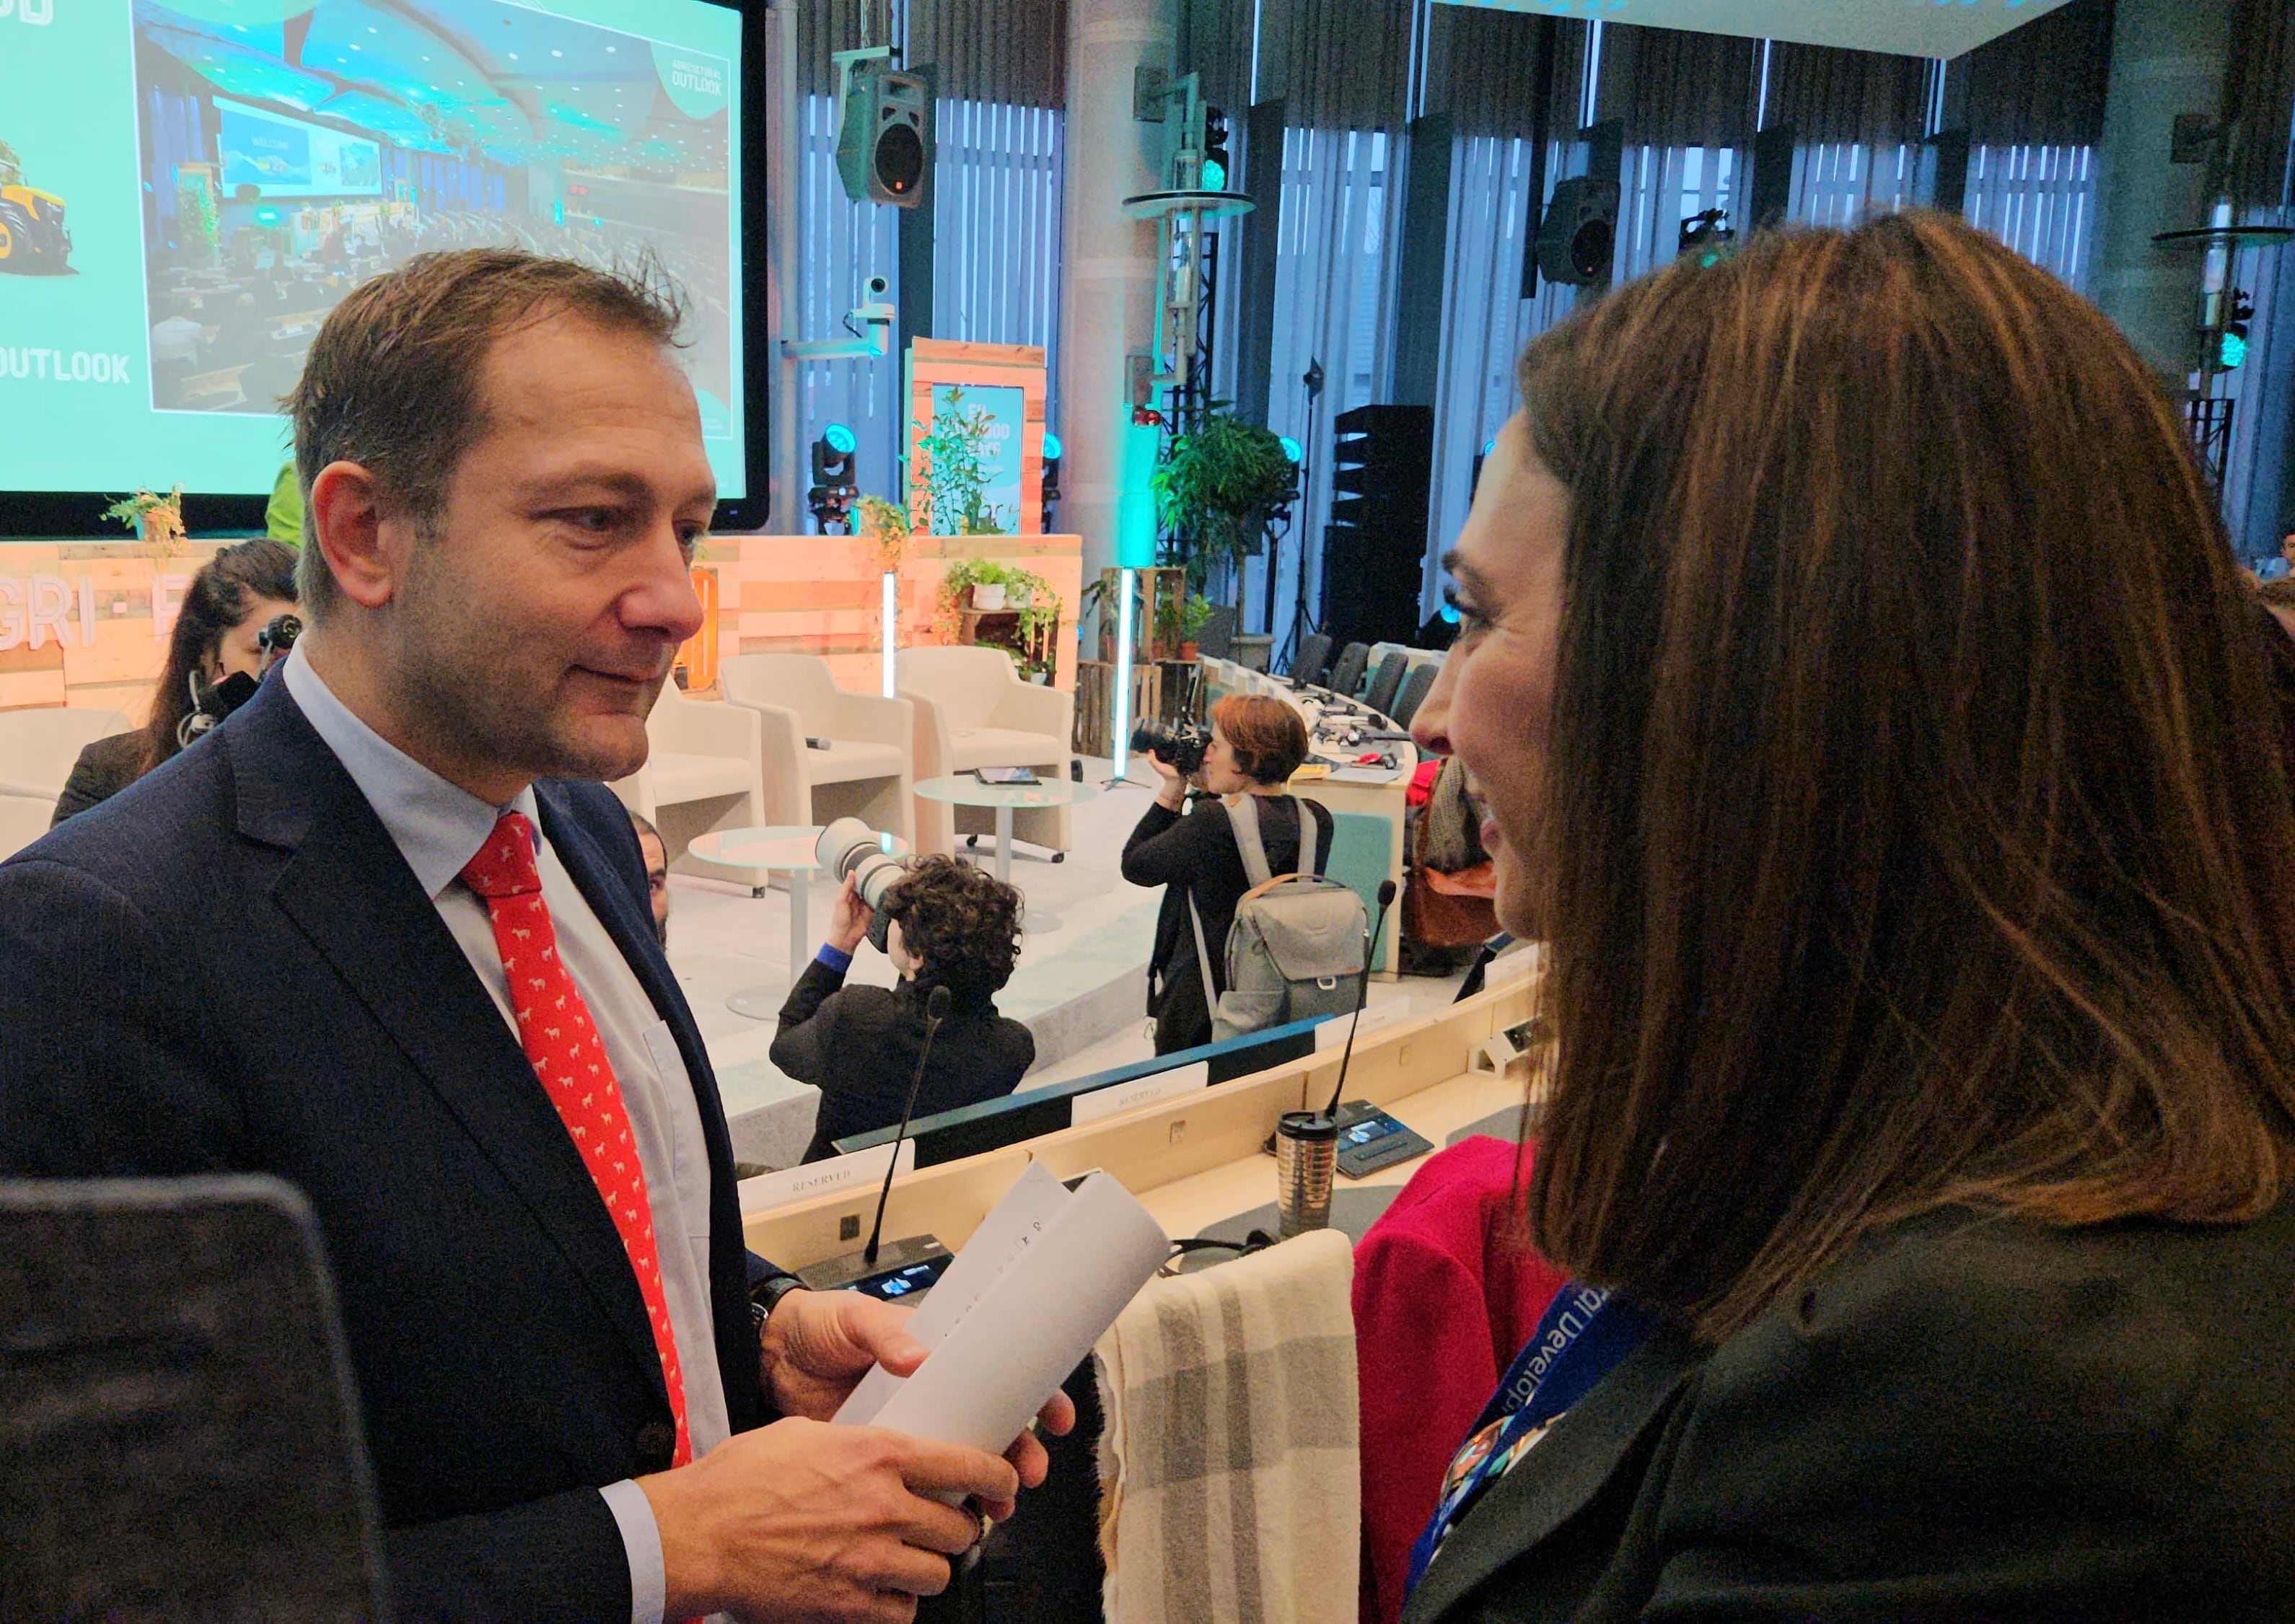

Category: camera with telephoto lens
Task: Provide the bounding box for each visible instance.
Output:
[1131,719,1211,776]
[258,613,302,672]
[815,817,912,950]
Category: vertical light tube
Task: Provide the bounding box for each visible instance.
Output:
[881,571,898,698]
[1113,566,1136,781]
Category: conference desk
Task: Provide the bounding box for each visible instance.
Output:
[740,967,1544,1269]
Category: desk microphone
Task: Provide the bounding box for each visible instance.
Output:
[1322,880,1397,1117]
[863,983,950,1268]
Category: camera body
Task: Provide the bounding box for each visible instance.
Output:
[1132,719,1211,776]
[815,817,911,950]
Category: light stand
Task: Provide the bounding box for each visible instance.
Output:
[1281,359,1325,671]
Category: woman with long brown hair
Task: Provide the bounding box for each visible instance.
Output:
[51,538,297,825]
[1402,212,2295,1620]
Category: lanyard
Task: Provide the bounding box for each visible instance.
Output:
[1403,1283,1655,1595]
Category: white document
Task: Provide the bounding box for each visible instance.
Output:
[738,1140,915,1216]
[1070,1061,1209,1125]
[835,1162,1169,1462]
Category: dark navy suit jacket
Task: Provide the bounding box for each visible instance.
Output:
[0,675,772,1623]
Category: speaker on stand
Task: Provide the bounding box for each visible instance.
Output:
[1320,404,1432,651]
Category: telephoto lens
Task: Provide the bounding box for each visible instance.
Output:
[814,817,910,949]
[1131,719,1211,776]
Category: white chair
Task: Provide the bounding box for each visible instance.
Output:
[895,646,1075,859]
[0,793,56,862]
[0,708,133,799]
[718,654,913,846]
[610,684,767,883]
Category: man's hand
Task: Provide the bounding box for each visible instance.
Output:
[640,1418,1013,1623]
[763,1288,1076,1517]
[827,874,873,954]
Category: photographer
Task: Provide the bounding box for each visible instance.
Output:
[776,854,1036,1162]
[1123,694,1334,1053]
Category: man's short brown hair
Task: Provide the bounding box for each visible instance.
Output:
[285,248,688,618]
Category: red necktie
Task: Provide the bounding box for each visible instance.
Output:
[460,812,692,1470]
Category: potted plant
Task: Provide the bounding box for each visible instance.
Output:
[102,485,188,558]
[1151,407,1296,592]
[937,556,1062,677]
[856,493,911,576]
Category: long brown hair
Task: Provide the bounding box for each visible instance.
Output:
[1519,211,2295,1341]
[139,538,299,775]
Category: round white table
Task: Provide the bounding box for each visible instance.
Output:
[911,774,1100,885]
[685,825,906,1020]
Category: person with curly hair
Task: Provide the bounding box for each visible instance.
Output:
[775,854,1036,1162]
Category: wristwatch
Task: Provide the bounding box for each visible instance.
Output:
[749,1271,806,1336]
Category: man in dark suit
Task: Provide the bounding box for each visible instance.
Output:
[0,248,1062,1624]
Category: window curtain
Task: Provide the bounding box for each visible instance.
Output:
[1419,9,1587,594]
[1760,42,1932,227]
[1597,24,1759,278]
[787,0,1068,510]
[2224,0,2295,212]
[1188,0,1417,657]
[1939,0,2110,291]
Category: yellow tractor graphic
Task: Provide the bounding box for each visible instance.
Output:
[0,140,73,273]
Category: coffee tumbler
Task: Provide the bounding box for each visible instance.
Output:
[1274,1110,1338,1237]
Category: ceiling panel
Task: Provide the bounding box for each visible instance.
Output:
[1434,0,2076,59]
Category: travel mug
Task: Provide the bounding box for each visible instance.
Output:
[1274,1110,1338,1237]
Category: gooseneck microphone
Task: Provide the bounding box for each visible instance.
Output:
[863,983,952,1268]
[1322,879,1398,1117]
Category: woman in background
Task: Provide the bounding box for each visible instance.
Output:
[52,538,297,825]
[1122,693,1334,1053]
[1401,212,2295,1620]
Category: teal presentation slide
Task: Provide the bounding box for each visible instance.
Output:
[0,0,744,499]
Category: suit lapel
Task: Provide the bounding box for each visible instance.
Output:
[226,682,666,1395]
[1401,1322,1705,1624]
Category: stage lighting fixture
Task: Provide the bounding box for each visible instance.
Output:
[1041,432,1063,531]
[1677,206,1735,268]
[2214,289,2255,370]
[809,424,859,534]
[1279,436,1304,464]
[1202,106,1232,193]
[837,58,933,209]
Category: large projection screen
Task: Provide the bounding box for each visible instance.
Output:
[0,0,765,534]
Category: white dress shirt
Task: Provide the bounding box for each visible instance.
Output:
[284,650,721,1624]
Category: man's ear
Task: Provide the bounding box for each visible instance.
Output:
[307,461,403,611]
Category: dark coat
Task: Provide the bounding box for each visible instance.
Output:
[51,729,147,826]
[1121,792,1333,1053]
[1400,1199,2295,1623]
[0,676,772,1624]
[773,957,1035,1162]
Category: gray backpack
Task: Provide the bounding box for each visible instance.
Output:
[1189,795,1369,1040]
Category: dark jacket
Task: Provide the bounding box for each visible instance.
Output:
[1121,791,1333,1052]
[0,676,773,1624]
[774,956,1035,1162]
[1401,1198,2295,1623]
[51,729,147,826]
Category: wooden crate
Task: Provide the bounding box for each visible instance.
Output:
[1074,659,1163,757]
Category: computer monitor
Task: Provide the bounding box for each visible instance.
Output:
[833,1016,1329,1167]
[1,0,768,534]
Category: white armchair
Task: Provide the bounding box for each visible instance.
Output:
[610,684,767,883]
[0,708,133,799]
[0,793,56,862]
[895,646,1075,859]
[719,654,913,845]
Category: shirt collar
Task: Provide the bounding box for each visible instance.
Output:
[282,646,538,901]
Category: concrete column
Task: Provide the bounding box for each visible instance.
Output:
[1058,0,1173,618]
[2086,0,2234,383]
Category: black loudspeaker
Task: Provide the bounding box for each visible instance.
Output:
[1533,175,1619,288]
[838,60,933,208]
[1322,404,1433,651]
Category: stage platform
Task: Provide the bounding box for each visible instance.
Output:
[659,758,1467,1170]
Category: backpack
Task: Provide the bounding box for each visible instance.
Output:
[1188,795,1370,1040]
